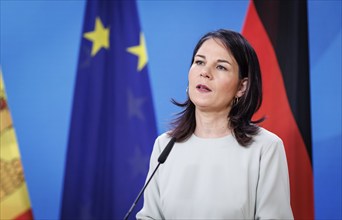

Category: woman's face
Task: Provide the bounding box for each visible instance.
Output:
[188,38,243,113]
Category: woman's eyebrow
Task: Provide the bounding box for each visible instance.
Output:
[217,59,232,65]
[195,54,232,65]
[195,54,205,59]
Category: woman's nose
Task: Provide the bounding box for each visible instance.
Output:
[200,69,212,79]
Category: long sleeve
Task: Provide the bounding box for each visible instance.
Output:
[255,137,294,219]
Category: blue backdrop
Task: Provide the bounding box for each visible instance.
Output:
[1,1,341,219]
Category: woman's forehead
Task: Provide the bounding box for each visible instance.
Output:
[196,38,236,62]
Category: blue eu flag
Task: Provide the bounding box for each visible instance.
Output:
[61,0,157,219]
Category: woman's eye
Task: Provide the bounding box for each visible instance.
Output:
[195,60,204,65]
[217,65,227,71]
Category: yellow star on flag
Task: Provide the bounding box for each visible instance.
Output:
[127,33,148,71]
[83,17,110,56]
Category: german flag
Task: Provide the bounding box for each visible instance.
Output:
[242,1,314,219]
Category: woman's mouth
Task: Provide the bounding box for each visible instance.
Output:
[196,84,212,92]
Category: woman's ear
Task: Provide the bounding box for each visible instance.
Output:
[236,78,248,98]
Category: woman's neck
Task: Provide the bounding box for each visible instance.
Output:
[194,109,232,138]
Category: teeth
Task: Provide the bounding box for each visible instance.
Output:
[202,85,208,90]
[197,84,210,91]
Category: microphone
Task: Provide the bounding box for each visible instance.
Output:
[124,137,176,220]
[157,137,176,163]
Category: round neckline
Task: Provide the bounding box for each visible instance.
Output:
[191,132,233,141]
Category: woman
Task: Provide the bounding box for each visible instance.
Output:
[137,29,293,219]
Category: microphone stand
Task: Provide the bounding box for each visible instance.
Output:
[123,137,176,220]
[123,163,161,220]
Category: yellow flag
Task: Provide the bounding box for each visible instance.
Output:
[0,70,34,220]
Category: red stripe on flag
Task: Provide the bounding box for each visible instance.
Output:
[242,1,314,219]
[14,208,34,220]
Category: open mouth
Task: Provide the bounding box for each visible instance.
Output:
[196,84,212,92]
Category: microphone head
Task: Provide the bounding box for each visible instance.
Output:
[158,137,176,164]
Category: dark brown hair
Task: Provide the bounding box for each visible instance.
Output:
[168,29,264,146]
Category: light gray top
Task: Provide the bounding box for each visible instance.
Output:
[137,128,293,219]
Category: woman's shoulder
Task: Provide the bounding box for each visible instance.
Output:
[253,127,284,147]
[154,131,173,150]
[156,131,172,141]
